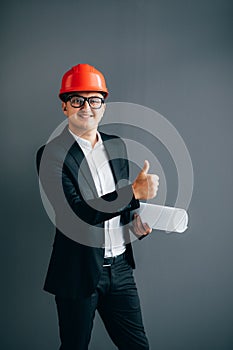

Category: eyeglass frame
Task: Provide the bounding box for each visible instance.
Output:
[66,94,105,109]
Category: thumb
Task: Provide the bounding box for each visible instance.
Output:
[141,160,150,174]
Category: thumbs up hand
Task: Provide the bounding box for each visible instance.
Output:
[132,160,159,200]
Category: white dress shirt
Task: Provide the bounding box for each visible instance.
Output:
[69,129,126,258]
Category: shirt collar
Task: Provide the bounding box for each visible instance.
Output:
[68,128,103,150]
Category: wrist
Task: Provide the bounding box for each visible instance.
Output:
[132,183,139,200]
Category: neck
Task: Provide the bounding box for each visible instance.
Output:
[69,125,98,147]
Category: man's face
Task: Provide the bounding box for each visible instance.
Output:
[62,91,106,136]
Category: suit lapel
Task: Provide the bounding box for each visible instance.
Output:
[60,127,99,198]
[100,133,123,186]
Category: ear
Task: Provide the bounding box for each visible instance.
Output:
[99,103,106,121]
[62,102,68,116]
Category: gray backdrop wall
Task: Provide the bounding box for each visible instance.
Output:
[1,0,233,349]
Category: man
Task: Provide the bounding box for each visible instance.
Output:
[37,63,159,350]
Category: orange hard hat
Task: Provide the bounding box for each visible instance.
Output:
[59,63,109,100]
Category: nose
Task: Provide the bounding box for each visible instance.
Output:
[81,100,91,110]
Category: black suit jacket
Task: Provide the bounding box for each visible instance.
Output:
[37,126,140,299]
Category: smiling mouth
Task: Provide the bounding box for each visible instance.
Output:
[78,113,93,118]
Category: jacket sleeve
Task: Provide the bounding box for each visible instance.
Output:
[36,140,140,227]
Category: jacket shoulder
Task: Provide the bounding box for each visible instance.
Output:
[36,127,75,172]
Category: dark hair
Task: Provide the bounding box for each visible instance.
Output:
[59,93,71,102]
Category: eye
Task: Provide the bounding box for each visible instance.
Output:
[71,97,84,105]
[89,98,102,106]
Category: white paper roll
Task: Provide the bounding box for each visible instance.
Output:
[135,203,188,233]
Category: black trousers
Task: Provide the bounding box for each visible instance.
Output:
[55,255,149,350]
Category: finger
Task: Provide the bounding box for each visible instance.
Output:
[143,222,152,234]
[136,215,149,234]
[132,214,142,235]
[149,174,159,184]
[132,214,140,235]
[141,160,150,174]
[138,221,152,240]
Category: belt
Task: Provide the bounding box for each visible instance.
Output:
[103,252,126,267]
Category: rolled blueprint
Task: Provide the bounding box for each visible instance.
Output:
[135,203,188,233]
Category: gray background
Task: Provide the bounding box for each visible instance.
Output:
[1,0,233,349]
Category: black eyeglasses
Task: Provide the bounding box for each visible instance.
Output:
[67,95,104,109]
